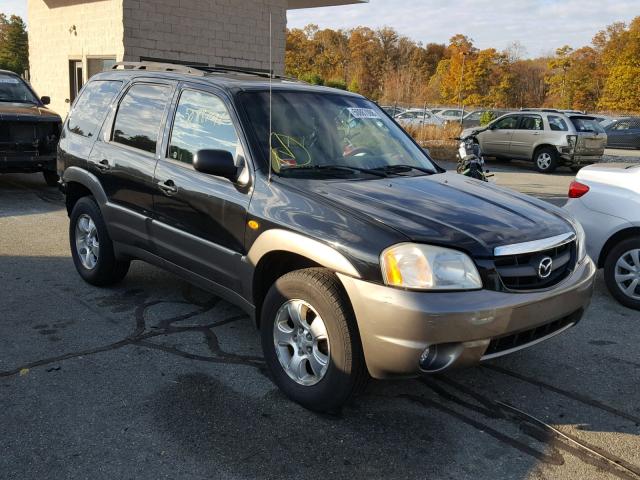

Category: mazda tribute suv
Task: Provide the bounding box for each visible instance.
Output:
[58,62,595,412]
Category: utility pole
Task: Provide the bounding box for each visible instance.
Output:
[457,52,467,123]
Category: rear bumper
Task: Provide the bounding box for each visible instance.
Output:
[337,256,596,379]
[0,153,56,173]
[559,151,603,166]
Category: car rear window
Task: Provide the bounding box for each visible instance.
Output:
[68,80,122,138]
[569,116,605,134]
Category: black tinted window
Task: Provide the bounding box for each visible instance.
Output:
[68,80,122,138]
[112,84,171,153]
[168,90,241,164]
[494,116,518,129]
[519,115,543,130]
[548,116,568,131]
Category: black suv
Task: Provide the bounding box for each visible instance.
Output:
[58,62,595,412]
[0,70,61,186]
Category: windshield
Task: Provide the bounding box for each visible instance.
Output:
[569,116,605,134]
[239,91,437,177]
[0,74,39,104]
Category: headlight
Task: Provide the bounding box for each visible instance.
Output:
[573,220,587,261]
[380,243,482,290]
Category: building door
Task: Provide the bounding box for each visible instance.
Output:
[69,60,83,103]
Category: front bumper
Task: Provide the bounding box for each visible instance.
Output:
[0,153,56,173]
[337,256,596,379]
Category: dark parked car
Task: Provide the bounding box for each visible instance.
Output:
[58,62,595,412]
[0,70,61,186]
[605,118,640,149]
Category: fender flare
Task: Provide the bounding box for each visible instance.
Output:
[245,229,361,279]
[62,166,108,207]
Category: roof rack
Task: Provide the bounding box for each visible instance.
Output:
[111,61,301,82]
[520,107,587,115]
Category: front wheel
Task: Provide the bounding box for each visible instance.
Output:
[69,197,130,286]
[604,238,640,310]
[43,170,59,187]
[534,147,558,173]
[261,268,368,412]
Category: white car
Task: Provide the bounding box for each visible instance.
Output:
[436,108,465,123]
[564,163,640,309]
[394,109,443,127]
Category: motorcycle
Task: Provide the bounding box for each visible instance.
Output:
[455,133,492,182]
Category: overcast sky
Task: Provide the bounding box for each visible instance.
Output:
[2,0,637,58]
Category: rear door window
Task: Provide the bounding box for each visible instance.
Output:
[68,80,122,138]
[548,116,569,131]
[112,83,171,154]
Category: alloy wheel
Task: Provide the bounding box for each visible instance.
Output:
[537,152,552,170]
[75,214,99,270]
[273,299,330,386]
[614,249,640,301]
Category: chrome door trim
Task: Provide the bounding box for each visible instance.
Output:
[494,232,576,257]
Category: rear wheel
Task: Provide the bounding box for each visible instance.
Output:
[69,197,130,286]
[260,268,368,412]
[43,170,59,187]
[570,166,582,173]
[604,237,640,310]
[534,147,558,173]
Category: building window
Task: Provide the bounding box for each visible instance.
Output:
[87,58,117,79]
[69,60,83,103]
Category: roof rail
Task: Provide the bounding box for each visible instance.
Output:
[111,61,301,82]
[112,61,206,76]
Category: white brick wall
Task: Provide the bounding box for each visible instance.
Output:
[122,0,287,73]
[27,0,125,116]
[28,0,288,116]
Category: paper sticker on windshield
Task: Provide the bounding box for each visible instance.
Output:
[347,108,380,119]
[0,78,20,84]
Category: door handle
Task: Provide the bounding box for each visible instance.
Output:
[532,132,541,135]
[159,179,178,195]
[96,159,110,171]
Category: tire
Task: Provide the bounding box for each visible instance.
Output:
[570,166,582,173]
[260,268,368,412]
[43,170,59,187]
[533,147,558,173]
[604,237,640,310]
[69,196,130,286]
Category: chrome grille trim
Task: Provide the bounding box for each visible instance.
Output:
[494,232,576,257]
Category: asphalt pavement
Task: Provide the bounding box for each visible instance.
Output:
[1,159,639,480]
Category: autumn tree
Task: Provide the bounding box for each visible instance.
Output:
[0,14,29,75]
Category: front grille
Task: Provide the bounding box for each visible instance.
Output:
[494,241,576,290]
[0,121,58,154]
[483,312,579,358]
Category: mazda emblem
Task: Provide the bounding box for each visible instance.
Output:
[538,256,553,279]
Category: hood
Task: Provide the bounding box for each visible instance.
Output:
[303,172,574,257]
[0,102,61,123]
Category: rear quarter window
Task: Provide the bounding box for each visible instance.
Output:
[569,116,605,133]
[68,80,122,138]
[548,115,568,131]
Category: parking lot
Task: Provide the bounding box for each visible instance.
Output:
[1,156,639,480]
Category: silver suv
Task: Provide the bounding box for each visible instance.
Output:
[462,109,607,173]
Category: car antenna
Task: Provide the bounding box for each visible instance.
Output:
[268,10,273,185]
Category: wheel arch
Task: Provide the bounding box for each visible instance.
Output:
[598,227,640,268]
[62,167,108,215]
[532,143,558,161]
[246,229,361,328]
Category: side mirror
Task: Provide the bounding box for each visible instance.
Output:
[193,149,237,180]
[40,96,51,105]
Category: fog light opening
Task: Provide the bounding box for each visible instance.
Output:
[419,342,463,373]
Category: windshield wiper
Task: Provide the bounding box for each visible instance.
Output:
[281,164,388,178]
[372,164,434,176]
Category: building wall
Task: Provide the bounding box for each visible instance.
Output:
[28,0,125,116]
[122,0,287,74]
